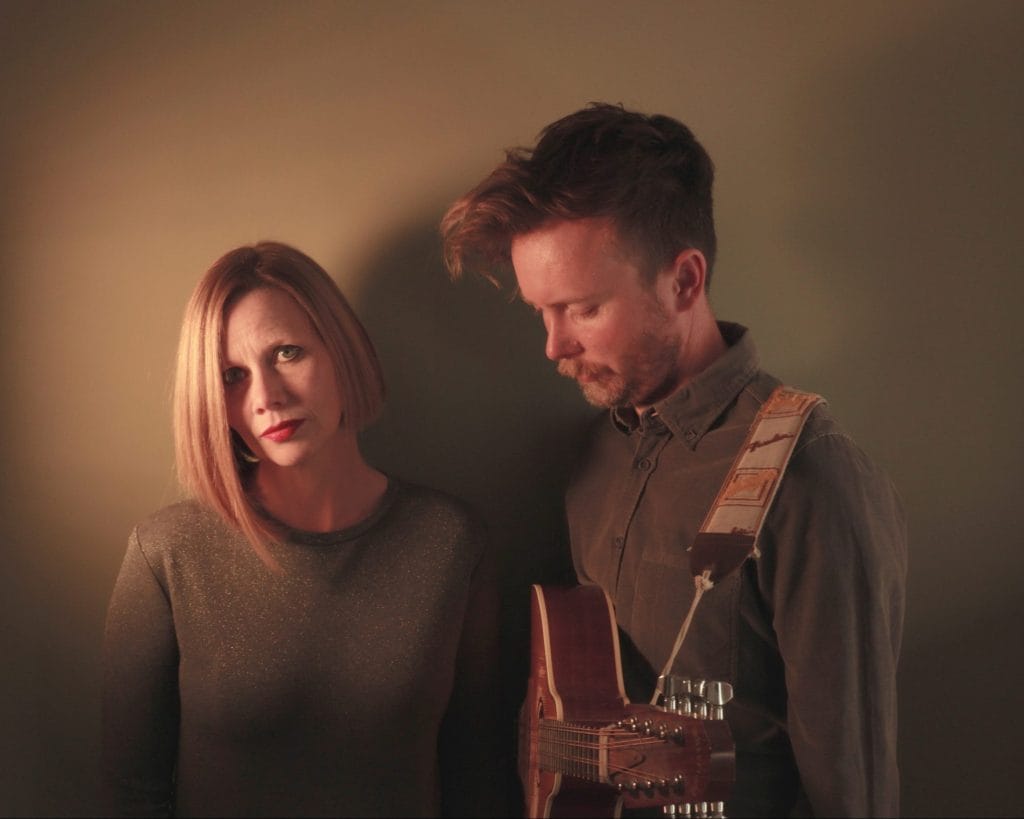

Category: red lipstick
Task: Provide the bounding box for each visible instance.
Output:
[261,419,304,443]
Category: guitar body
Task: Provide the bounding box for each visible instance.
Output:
[519,584,735,818]
[519,584,629,818]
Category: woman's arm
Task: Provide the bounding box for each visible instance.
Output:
[101,528,180,817]
[438,535,512,818]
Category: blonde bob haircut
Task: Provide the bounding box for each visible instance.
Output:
[173,241,385,569]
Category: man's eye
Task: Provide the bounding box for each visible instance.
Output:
[571,306,599,321]
[223,367,245,386]
[277,345,302,362]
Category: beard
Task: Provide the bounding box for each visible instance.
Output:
[557,321,682,409]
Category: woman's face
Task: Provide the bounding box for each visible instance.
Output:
[221,287,345,470]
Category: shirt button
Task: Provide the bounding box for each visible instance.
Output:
[614,536,624,549]
[637,457,652,471]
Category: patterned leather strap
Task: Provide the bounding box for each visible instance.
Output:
[689,386,825,582]
[653,386,824,701]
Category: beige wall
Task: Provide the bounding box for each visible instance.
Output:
[2,1,1021,815]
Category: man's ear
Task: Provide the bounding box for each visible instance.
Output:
[668,248,708,310]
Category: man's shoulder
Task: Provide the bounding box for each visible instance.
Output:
[737,373,892,484]
[748,385,903,525]
[740,372,845,445]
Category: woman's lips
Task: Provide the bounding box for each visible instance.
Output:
[260,419,304,442]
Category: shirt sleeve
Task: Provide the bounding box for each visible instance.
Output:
[101,528,180,817]
[758,429,908,817]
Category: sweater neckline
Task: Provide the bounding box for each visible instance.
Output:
[273,477,401,548]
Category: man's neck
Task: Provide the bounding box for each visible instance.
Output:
[634,308,727,415]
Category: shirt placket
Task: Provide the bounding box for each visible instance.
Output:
[613,427,671,620]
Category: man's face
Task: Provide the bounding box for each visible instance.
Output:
[511,217,685,410]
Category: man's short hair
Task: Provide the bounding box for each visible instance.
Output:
[441,102,717,286]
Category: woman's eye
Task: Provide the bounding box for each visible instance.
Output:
[277,345,302,362]
[222,367,246,386]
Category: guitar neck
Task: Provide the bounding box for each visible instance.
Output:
[536,708,727,798]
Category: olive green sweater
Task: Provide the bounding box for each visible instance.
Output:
[102,479,504,817]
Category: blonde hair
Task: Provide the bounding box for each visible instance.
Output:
[172,241,385,569]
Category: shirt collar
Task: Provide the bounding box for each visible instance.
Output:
[610,322,760,448]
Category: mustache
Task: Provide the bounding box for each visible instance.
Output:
[557,360,609,380]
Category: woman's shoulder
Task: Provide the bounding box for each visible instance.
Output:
[384,479,488,552]
[131,499,235,557]
[391,479,480,523]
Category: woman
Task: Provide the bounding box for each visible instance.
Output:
[102,242,503,817]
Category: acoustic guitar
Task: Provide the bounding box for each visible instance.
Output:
[518,584,735,818]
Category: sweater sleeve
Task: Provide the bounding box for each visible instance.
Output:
[759,429,908,817]
[437,531,511,817]
[101,528,180,817]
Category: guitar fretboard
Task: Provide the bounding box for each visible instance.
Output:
[537,719,604,781]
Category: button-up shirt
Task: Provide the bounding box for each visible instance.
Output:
[566,323,907,817]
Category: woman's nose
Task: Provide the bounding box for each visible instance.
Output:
[251,368,287,413]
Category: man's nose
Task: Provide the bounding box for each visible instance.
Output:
[544,315,581,361]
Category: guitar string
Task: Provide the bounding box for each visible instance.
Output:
[541,743,693,784]
[539,725,676,750]
[538,725,687,749]
[538,724,696,781]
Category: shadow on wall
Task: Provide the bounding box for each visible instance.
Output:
[349,212,593,805]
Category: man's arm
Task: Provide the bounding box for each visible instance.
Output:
[759,428,908,817]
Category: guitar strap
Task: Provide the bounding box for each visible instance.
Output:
[651,385,824,704]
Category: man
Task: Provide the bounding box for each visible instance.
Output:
[440,103,907,817]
